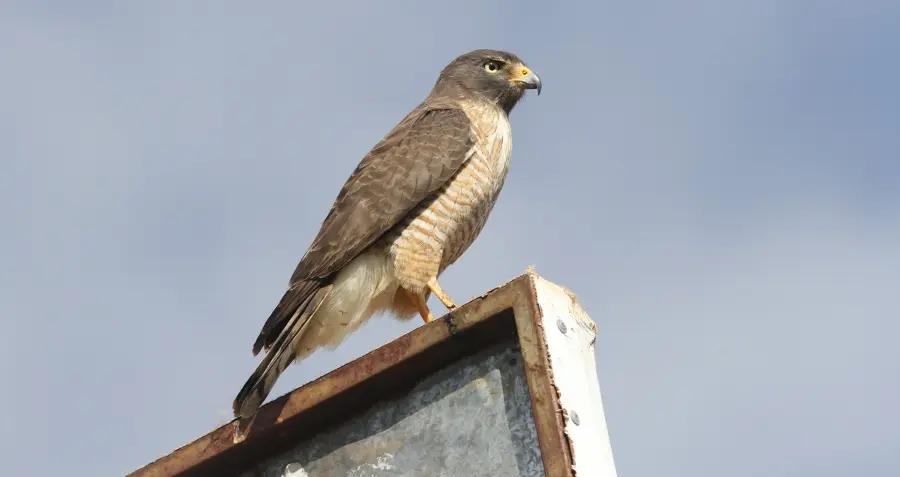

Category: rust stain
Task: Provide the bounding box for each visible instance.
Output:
[514,274,576,477]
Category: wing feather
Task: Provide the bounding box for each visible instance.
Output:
[293,104,473,281]
[251,104,473,352]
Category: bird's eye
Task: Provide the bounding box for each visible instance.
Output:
[483,61,501,74]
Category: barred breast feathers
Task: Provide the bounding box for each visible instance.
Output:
[386,101,513,275]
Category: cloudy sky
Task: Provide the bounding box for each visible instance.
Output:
[3,1,899,476]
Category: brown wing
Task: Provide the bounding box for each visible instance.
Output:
[293,104,474,281]
[251,104,473,353]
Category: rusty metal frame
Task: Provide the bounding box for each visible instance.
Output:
[129,274,573,477]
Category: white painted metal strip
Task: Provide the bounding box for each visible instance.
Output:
[531,274,618,477]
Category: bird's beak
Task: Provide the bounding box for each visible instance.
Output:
[510,65,542,95]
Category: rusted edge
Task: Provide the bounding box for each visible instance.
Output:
[128,274,534,477]
[512,273,576,477]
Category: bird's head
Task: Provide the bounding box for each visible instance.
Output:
[431,49,541,113]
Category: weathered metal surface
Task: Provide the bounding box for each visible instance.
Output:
[511,277,575,476]
[129,273,610,477]
[262,342,543,477]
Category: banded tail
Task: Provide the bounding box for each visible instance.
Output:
[233,282,332,418]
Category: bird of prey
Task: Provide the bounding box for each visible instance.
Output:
[233,49,541,418]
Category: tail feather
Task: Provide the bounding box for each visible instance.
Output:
[233,284,332,418]
[253,280,320,355]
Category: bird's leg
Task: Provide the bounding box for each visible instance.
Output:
[427,277,457,310]
[404,288,436,323]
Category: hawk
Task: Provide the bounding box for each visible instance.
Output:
[234,49,541,418]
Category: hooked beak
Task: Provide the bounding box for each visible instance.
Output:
[511,65,542,95]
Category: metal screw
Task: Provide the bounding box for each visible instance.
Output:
[557,318,567,334]
[570,410,580,426]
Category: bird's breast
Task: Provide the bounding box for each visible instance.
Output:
[386,104,513,273]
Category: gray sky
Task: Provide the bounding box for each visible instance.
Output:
[3,1,899,476]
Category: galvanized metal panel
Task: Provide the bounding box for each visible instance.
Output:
[264,342,544,477]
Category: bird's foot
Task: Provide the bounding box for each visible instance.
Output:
[404,287,437,323]
[422,310,437,323]
[427,277,457,311]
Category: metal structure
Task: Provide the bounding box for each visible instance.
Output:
[129,272,617,477]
